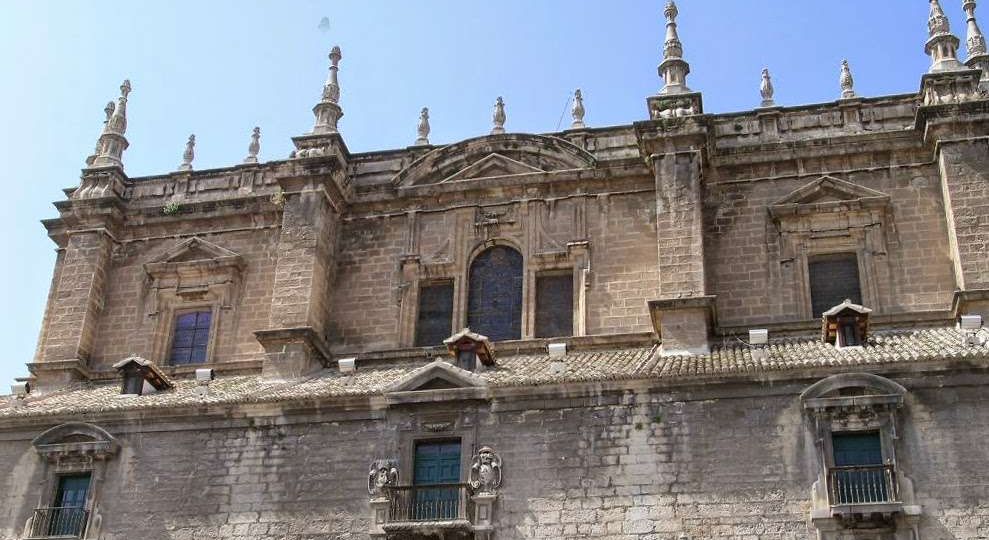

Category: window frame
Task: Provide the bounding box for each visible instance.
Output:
[167,308,215,365]
[413,280,456,348]
[807,252,864,319]
[533,269,576,339]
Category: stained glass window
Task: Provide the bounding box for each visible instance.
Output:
[170,310,212,365]
[467,246,523,341]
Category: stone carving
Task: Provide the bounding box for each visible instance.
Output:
[571,89,586,129]
[313,46,343,134]
[244,127,260,164]
[469,446,502,493]
[416,107,430,145]
[89,79,131,169]
[651,97,696,119]
[658,0,692,94]
[760,68,775,107]
[367,459,399,496]
[964,0,989,89]
[179,134,195,171]
[491,96,506,135]
[840,60,856,99]
[926,0,966,73]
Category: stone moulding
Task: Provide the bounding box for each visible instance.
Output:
[391,133,597,188]
[32,422,120,462]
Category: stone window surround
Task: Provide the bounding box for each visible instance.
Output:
[27,422,120,540]
[398,238,590,347]
[143,237,244,367]
[770,176,893,321]
[801,373,921,539]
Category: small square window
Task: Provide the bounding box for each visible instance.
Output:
[170,310,212,365]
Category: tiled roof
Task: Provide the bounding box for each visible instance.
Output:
[1,327,986,419]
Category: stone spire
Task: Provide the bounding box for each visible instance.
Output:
[244,127,261,164]
[89,80,132,169]
[491,97,506,135]
[759,68,775,107]
[840,59,857,99]
[312,45,344,134]
[571,89,586,129]
[658,0,692,94]
[179,134,195,171]
[926,0,967,72]
[964,0,989,87]
[415,107,430,145]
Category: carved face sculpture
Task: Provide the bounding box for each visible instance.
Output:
[478,450,495,483]
[375,467,391,488]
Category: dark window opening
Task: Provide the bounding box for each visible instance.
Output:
[121,371,144,395]
[170,310,212,365]
[809,253,862,318]
[535,273,574,338]
[838,316,863,347]
[467,246,523,341]
[415,282,454,347]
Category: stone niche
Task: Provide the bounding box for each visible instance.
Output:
[769,176,894,319]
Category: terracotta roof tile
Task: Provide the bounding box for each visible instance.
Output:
[1,327,986,419]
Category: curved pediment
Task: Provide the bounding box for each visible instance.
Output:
[393,133,597,187]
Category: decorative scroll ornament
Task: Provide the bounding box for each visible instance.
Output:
[759,68,775,107]
[469,446,502,493]
[367,459,399,496]
[244,127,261,164]
[416,107,430,145]
[571,89,586,129]
[491,97,506,135]
[179,134,195,171]
[839,60,856,99]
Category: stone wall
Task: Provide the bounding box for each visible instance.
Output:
[3,371,987,540]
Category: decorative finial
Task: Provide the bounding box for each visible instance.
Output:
[312,45,344,134]
[89,79,132,169]
[179,134,195,171]
[926,0,966,72]
[658,0,692,94]
[759,68,775,107]
[840,60,857,99]
[244,127,261,164]
[415,107,430,145]
[570,89,586,129]
[964,0,989,88]
[491,97,506,135]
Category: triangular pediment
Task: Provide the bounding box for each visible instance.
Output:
[774,176,889,206]
[150,237,242,265]
[770,176,890,219]
[385,359,487,394]
[441,153,545,183]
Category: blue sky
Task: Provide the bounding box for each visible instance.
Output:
[0,1,960,386]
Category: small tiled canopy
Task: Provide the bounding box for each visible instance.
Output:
[443,328,495,366]
[111,356,174,391]
[821,299,872,345]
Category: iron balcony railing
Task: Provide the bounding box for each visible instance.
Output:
[827,464,899,506]
[27,506,89,539]
[386,483,474,523]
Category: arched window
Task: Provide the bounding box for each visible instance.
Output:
[467,246,523,341]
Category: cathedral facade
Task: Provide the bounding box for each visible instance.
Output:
[2,2,989,539]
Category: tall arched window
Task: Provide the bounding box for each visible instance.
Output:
[467,246,523,341]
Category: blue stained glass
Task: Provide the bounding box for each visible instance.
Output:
[467,246,523,341]
[170,310,212,365]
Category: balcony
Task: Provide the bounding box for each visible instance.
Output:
[824,463,910,521]
[26,507,88,539]
[381,484,475,538]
